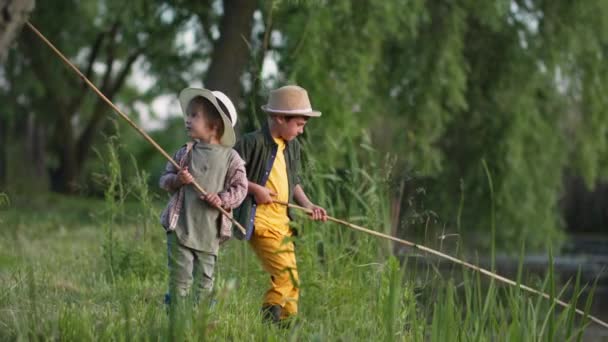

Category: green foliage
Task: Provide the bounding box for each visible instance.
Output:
[379,257,410,341]
[5,0,608,251]
[0,133,601,339]
[0,193,9,207]
[1,0,203,193]
[262,0,608,250]
[95,133,164,281]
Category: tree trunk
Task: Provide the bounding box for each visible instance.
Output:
[0,0,34,189]
[50,156,79,193]
[204,0,257,103]
[25,113,46,177]
[50,115,79,193]
[0,0,35,63]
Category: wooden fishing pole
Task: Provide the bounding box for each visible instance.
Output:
[276,202,608,329]
[26,21,607,330]
[24,21,246,236]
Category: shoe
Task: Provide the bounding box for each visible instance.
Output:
[261,305,282,324]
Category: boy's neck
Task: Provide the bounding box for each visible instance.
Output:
[268,120,282,140]
[196,136,221,145]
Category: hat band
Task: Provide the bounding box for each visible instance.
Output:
[264,107,313,114]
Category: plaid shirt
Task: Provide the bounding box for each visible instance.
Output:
[159,142,247,242]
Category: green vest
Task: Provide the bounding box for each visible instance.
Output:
[233,123,302,240]
[175,142,232,255]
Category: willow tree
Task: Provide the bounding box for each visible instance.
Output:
[259,0,608,250]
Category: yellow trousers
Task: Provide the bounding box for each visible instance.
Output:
[249,227,299,318]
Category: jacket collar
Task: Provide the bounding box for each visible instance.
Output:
[262,121,291,148]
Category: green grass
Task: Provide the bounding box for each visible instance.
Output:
[0,139,599,340]
[0,192,597,341]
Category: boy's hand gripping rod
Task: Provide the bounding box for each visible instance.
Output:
[25,21,246,236]
[26,21,607,329]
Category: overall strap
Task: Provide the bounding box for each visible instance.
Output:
[179,141,195,168]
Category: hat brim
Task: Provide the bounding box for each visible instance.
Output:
[212,91,238,127]
[261,105,322,117]
[179,88,236,147]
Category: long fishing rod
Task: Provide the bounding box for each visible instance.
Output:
[278,200,608,329]
[26,21,607,329]
[24,21,246,236]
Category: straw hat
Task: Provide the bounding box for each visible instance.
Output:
[261,85,321,117]
[179,87,236,147]
[212,90,238,127]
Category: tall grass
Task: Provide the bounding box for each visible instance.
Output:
[0,138,601,340]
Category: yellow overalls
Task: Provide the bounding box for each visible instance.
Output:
[249,137,299,318]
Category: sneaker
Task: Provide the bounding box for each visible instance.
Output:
[261,305,282,324]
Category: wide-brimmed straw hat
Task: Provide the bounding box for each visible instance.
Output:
[261,85,321,117]
[179,87,236,147]
[212,90,238,127]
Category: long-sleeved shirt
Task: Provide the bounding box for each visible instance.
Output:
[160,142,247,249]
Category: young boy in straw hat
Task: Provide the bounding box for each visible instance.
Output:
[159,88,247,304]
[234,85,328,324]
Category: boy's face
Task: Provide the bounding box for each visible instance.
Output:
[275,116,308,141]
[186,110,216,142]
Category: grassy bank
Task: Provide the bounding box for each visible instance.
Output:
[0,191,596,341]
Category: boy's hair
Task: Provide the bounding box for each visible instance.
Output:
[270,114,310,122]
[187,96,224,137]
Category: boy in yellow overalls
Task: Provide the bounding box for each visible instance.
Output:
[234,85,327,325]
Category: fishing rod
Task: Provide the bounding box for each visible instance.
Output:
[24,21,246,236]
[280,200,608,328]
[25,21,608,329]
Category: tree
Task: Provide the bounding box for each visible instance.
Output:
[258,0,608,250]
[0,0,35,189]
[2,1,207,192]
[4,0,608,250]
[1,0,262,193]
[204,0,257,103]
[0,0,34,61]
